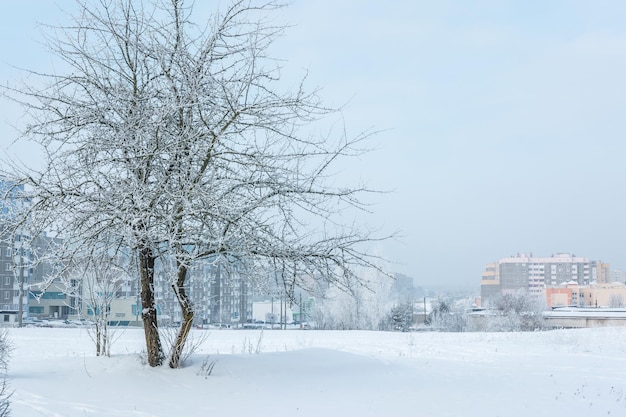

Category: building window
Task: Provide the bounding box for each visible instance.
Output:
[4,263,12,272]
[3,291,10,300]
[27,291,66,300]
[4,248,10,258]
[3,277,10,286]
[29,306,44,314]
[3,315,9,322]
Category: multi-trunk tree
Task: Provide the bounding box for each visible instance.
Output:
[3,0,388,368]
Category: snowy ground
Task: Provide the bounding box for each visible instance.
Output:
[4,326,626,417]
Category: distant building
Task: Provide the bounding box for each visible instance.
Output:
[612,269,626,284]
[546,282,626,308]
[393,273,415,301]
[27,233,78,320]
[155,258,252,326]
[481,253,611,305]
[480,262,500,302]
[0,179,29,324]
[252,299,295,323]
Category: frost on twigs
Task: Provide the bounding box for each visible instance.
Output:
[241,331,264,354]
[196,356,218,379]
[160,326,210,368]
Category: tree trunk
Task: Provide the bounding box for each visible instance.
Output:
[95,323,102,356]
[139,246,164,367]
[102,318,109,357]
[169,263,194,368]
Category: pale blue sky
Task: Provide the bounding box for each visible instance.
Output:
[2,1,626,289]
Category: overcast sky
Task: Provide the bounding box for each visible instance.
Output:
[2,1,626,290]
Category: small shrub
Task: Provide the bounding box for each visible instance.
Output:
[241,331,264,354]
[0,329,13,417]
[160,327,210,368]
[426,298,467,332]
[196,356,218,378]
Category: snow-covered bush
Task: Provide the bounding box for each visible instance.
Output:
[160,328,210,368]
[380,302,415,332]
[486,292,546,332]
[426,297,467,332]
[0,329,12,417]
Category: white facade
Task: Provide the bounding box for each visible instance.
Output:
[252,300,294,323]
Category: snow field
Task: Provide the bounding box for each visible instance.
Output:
[5,326,626,416]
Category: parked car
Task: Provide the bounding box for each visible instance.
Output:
[22,317,44,327]
[207,323,231,329]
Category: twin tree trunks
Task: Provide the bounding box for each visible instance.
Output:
[139,245,194,368]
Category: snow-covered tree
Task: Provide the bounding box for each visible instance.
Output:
[609,294,624,308]
[68,251,134,357]
[315,266,393,330]
[2,0,388,367]
[380,301,414,332]
[487,292,545,332]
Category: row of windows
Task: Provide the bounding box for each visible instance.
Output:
[3,246,31,257]
[29,291,67,300]
[88,304,159,317]
[0,262,31,273]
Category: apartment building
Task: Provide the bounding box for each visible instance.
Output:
[481,253,611,305]
[154,257,252,326]
[0,179,253,327]
[0,235,23,324]
[0,179,30,324]
[612,269,626,284]
[480,262,500,301]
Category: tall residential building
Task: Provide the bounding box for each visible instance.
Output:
[155,257,252,326]
[1,179,77,322]
[481,253,611,305]
[393,273,416,301]
[594,262,611,284]
[0,179,30,324]
[27,232,78,319]
[480,262,500,301]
